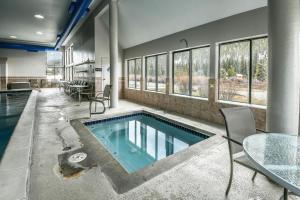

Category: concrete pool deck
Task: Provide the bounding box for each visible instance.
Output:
[27,88,296,200]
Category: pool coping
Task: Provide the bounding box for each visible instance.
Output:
[0,90,38,200]
[0,88,32,94]
[71,110,224,194]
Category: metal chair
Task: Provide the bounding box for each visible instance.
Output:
[89,85,112,117]
[220,107,267,195]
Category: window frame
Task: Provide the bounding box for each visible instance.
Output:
[145,53,168,93]
[127,57,142,89]
[172,45,210,97]
[217,36,268,105]
[46,66,64,80]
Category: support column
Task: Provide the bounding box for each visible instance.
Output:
[109,0,119,108]
[267,0,300,133]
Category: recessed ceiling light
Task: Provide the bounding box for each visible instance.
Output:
[9,35,17,39]
[36,31,43,35]
[34,14,44,19]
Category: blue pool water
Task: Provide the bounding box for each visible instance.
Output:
[0,91,30,160]
[86,113,208,173]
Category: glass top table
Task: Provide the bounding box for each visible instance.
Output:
[243,133,300,199]
[69,85,88,104]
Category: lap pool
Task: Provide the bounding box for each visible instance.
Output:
[85,113,209,173]
[0,91,31,160]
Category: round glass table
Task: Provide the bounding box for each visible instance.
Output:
[243,133,300,200]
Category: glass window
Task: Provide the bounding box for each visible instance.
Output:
[157,55,167,93]
[55,68,64,80]
[251,38,268,105]
[136,59,142,89]
[146,56,156,91]
[128,60,135,88]
[46,67,64,80]
[192,48,210,97]
[47,51,63,66]
[219,41,250,103]
[127,58,142,89]
[218,37,268,105]
[173,51,190,95]
[145,54,167,93]
[46,67,55,80]
[173,46,210,97]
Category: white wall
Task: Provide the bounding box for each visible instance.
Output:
[0,49,47,77]
[94,11,123,91]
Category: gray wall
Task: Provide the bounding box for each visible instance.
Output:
[123,7,267,78]
[65,0,109,63]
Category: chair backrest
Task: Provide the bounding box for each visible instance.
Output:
[103,85,112,98]
[220,107,257,153]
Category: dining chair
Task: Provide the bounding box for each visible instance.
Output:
[220,107,266,195]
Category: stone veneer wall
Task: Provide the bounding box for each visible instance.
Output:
[123,78,266,130]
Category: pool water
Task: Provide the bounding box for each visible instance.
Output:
[87,113,208,173]
[0,91,30,160]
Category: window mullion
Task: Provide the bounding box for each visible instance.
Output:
[145,58,148,90]
[134,59,137,89]
[249,40,252,104]
[127,61,129,87]
[155,56,158,91]
[189,50,192,96]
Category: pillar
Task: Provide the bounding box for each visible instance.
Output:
[109,0,119,108]
[267,0,300,133]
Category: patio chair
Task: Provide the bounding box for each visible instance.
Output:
[220,107,267,195]
[89,85,112,117]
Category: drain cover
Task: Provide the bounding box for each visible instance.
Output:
[68,152,87,163]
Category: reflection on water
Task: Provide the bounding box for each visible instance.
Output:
[127,120,189,161]
[89,114,207,173]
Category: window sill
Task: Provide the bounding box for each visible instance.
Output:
[144,90,166,95]
[217,100,267,110]
[170,93,209,101]
[126,88,141,91]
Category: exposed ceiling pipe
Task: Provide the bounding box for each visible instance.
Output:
[180,38,188,48]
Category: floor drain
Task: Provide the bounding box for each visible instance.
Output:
[68,152,87,163]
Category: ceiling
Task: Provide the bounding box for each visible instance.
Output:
[0,0,267,49]
[117,0,267,48]
[0,0,72,46]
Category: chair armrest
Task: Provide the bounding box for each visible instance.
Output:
[95,92,104,98]
[222,135,242,146]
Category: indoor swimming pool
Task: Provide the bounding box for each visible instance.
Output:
[86,113,209,173]
[0,91,31,160]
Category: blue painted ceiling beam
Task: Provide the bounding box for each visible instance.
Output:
[0,0,92,52]
[0,42,55,52]
[54,0,92,50]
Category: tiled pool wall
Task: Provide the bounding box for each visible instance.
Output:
[84,112,210,139]
[122,79,266,130]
